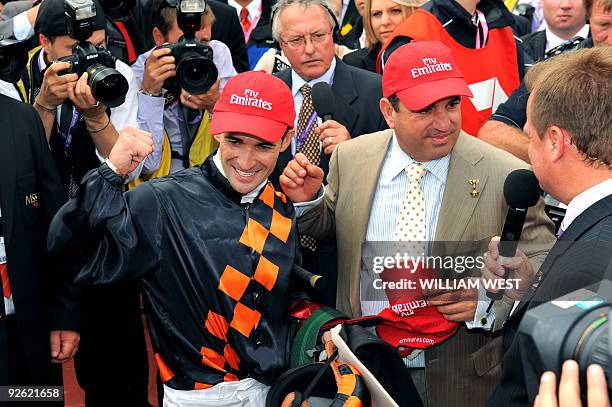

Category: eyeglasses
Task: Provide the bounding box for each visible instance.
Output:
[280,31,332,49]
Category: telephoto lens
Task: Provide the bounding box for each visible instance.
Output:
[86,63,129,107]
[175,44,218,95]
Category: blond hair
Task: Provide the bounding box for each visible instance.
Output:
[363,0,420,46]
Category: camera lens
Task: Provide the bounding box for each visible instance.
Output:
[561,306,611,395]
[87,64,129,108]
[176,52,218,95]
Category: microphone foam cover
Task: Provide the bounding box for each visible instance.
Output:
[312,82,336,118]
[503,169,542,208]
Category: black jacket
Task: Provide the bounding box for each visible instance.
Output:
[488,194,612,407]
[342,43,381,73]
[0,94,79,383]
[520,29,547,62]
[213,0,277,69]
[48,157,302,390]
[209,0,250,73]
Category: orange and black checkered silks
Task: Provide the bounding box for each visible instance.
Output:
[153,180,299,391]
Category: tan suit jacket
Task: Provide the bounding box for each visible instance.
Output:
[299,129,556,407]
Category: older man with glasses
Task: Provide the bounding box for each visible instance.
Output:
[270,0,387,306]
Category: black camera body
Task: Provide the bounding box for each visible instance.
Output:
[161,0,218,95]
[0,38,28,83]
[57,0,128,107]
[519,281,611,399]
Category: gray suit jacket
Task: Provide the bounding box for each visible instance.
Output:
[299,129,556,407]
[0,0,35,40]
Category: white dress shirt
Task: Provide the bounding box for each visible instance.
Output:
[545,24,589,52]
[560,178,612,232]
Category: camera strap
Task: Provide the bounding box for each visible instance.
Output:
[177,103,201,169]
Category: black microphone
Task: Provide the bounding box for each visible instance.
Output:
[293,265,326,291]
[312,82,335,122]
[487,169,542,302]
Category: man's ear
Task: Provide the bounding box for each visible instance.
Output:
[213,133,223,143]
[379,98,396,129]
[279,130,293,152]
[39,34,52,55]
[152,27,165,47]
[547,126,567,162]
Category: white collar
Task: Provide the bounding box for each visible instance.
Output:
[291,58,336,97]
[38,49,49,71]
[560,178,612,231]
[212,150,268,204]
[545,24,589,51]
[227,0,262,20]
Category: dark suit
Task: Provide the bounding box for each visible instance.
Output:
[488,194,612,407]
[521,30,547,62]
[213,0,276,69]
[271,57,386,306]
[209,0,250,72]
[0,95,78,399]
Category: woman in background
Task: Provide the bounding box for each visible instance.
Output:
[343,0,422,72]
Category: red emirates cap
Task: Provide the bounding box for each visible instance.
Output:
[374,263,460,356]
[211,71,296,143]
[382,40,473,111]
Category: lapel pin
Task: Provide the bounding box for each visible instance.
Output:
[468,178,480,197]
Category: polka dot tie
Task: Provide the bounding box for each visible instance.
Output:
[394,163,427,242]
[296,84,319,252]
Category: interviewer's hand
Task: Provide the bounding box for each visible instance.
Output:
[316,120,350,155]
[107,127,155,176]
[280,152,324,203]
[50,330,80,363]
[535,360,610,407]
[481,236,535,300]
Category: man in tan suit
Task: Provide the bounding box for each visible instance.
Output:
[281,41,556,407]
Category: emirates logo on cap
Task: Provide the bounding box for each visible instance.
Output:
[410,57,453,79]
[229,89,273,111]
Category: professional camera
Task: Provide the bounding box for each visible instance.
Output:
[0,38,28,83]
[99,0,136,21]
[161,0,218,95]
[57,0,128,107]
[519,281,611,399]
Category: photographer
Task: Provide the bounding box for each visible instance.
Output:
[132,0,237,177]
[535,361,610,407]
[30,0,141,193]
